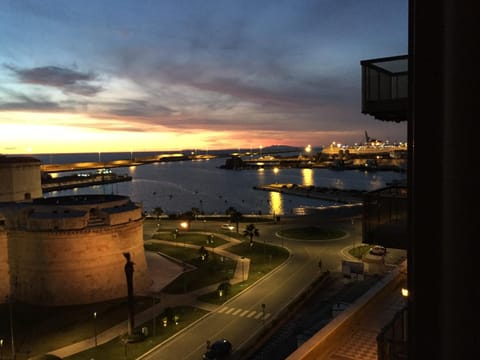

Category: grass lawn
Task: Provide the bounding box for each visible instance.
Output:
[0,296,169,358]
[349,244,371,259]
[151,232,229,247]
[197,240,290,304]
[144,243,237,293]
[63,306,208,360]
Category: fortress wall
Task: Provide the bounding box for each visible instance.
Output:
[0,167,14,200]
[8,219,151,306]
[27,212,89,231]
[0,162,42,202]
[106,207,142,226]
[0,230,10,301]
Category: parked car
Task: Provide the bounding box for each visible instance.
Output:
[220,224,235,231]
[369,245,387,256]
[203,339,232,359]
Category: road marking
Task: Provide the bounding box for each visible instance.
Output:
[216,307,272,320]
[232,308,242,315]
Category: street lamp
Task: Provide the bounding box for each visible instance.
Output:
[241,257,245,282]
[7,296,14,360]
[180,221,189,247]
[93,312,98,347]
[261,304,266,328]
[1,338,4,360]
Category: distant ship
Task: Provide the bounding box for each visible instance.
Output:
[322,131,407,157]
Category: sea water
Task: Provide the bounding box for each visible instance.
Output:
[37,152,406,215]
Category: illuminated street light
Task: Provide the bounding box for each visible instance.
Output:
[93,312,98,347]
[180,222,189,247]
[401,288,409,297]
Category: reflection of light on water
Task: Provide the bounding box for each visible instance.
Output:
[302,168,314,187]
[269,191,283,215]
[369,177,383,189]
[334,178,345,189]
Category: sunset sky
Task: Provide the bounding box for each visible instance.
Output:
[0,0,408,155]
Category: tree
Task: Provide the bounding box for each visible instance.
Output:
[243,224,259,247]
[191,207,200,220]
[153,207,163,220]
[226,207,242,233]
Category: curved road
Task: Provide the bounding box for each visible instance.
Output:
[139,209,363,360]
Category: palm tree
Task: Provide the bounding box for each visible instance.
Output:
[225,206,242,233]
[153,207,163,220]
[243,224,259,247]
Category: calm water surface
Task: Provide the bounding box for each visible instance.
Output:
[39,153,406,216]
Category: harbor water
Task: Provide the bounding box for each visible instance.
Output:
[38,152,406,216]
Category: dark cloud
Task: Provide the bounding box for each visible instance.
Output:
[0,99,62,111]
[110,100,173,118]
[0,87,62,111]
[5,64,103,96]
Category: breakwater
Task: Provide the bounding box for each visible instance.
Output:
[253,184,366,204]
[42,172,132,192]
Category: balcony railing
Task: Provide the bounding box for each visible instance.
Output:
[362,186,408,250]
[361,55,408,122]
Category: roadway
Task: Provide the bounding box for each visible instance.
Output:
[139,209,366,360]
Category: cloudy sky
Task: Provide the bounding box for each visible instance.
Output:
[0,0,408,154]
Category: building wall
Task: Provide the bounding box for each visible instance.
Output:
[8,219,151,306]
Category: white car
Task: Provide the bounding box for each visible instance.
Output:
[369,245,387,256]
[221,224,235,231]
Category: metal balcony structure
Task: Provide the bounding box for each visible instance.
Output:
[362,185,408,250]
[361,55,408,122]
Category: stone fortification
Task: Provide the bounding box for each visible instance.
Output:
[1,194,151,306]
[0,156,42,202]
[0,228,9,301]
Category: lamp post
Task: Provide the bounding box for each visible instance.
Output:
[180,221,189,247]
[1,338,4,360]
[93,312,98,347]
[241,257,245,282]
[261,303,266,328]
[7,296,15,360]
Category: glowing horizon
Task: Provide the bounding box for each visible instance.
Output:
[0,1,408,155]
